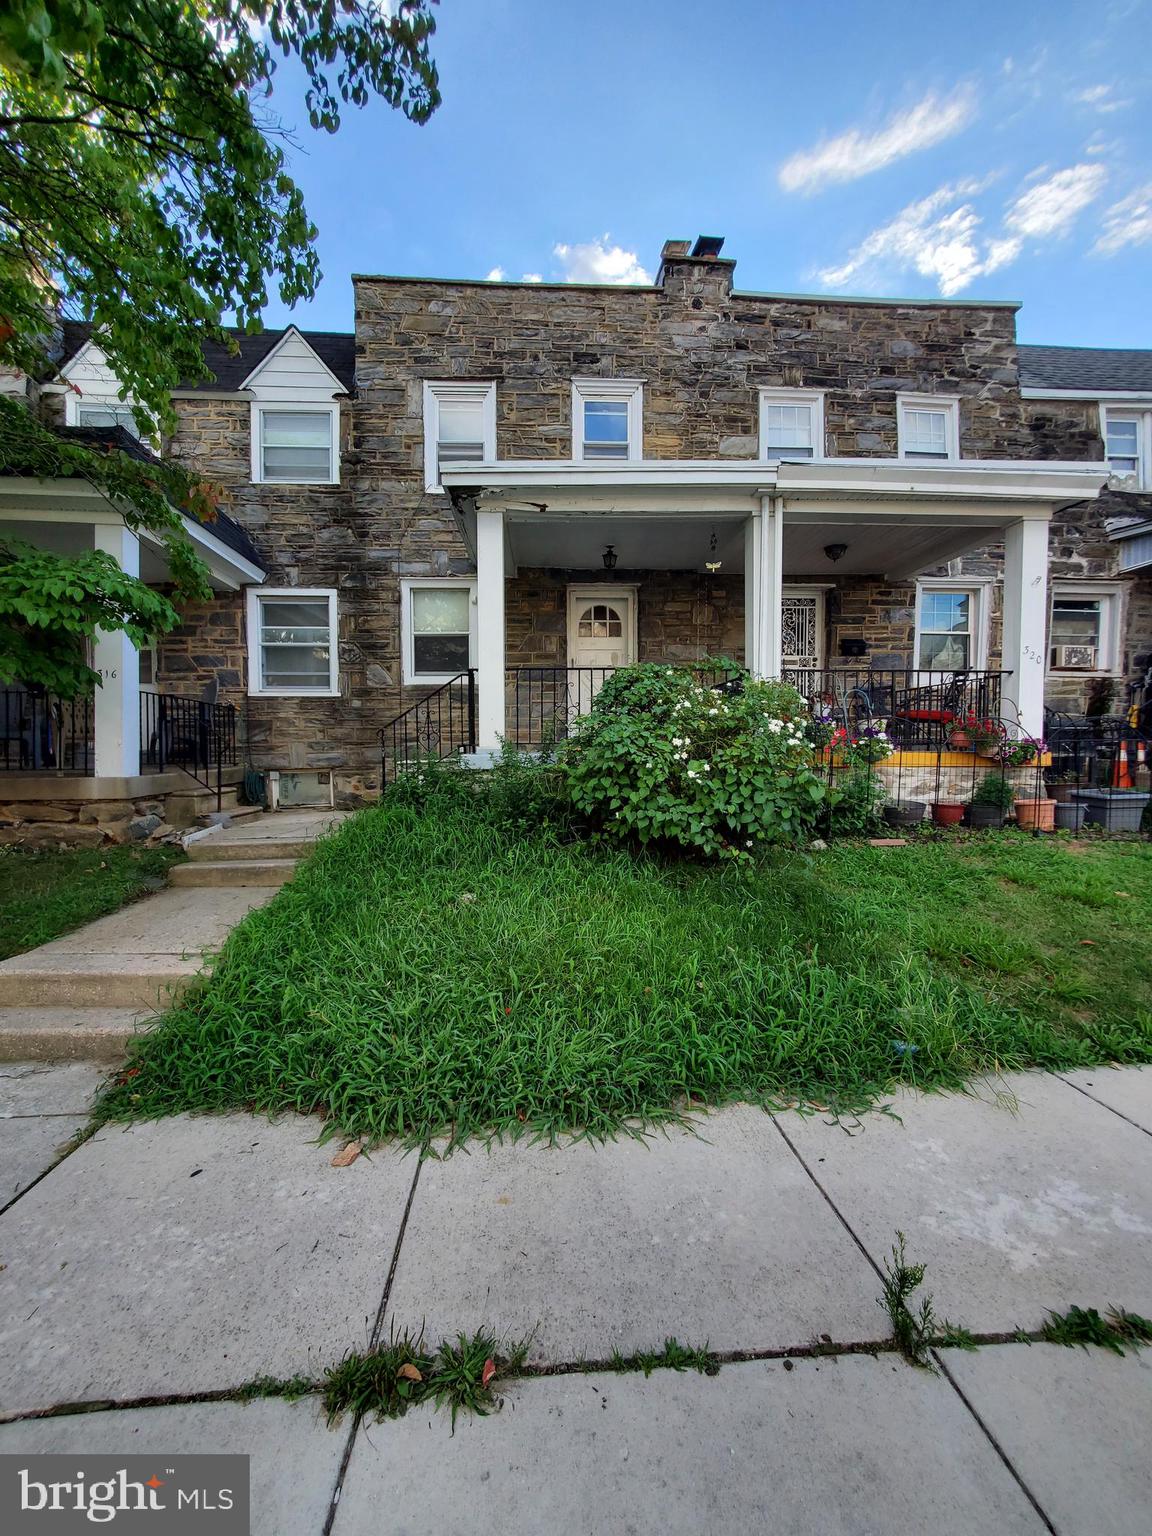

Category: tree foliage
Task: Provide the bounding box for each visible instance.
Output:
[0,0,440,693]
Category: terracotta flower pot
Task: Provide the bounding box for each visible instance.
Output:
[1045,781,1077,803]
[1014,798,1056,832]
[931,801,965,827]
[947,728,972,750]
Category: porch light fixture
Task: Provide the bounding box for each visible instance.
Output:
[824,542,848,563]
[602,545,618,570]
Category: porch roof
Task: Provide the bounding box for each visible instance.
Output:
[443,457,1106,579]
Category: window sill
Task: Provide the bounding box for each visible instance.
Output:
[403,673,472,688]
[249,687,341,699]
[254,477,341,488]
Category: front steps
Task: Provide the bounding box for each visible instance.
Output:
[169,858,297,888]
[0,1006,156,1062]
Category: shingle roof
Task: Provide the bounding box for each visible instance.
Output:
[55,323,355,394]
[1018,344,1152,393]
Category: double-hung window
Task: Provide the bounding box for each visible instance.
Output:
[915,584,985,670]
[1102,408,1151,487]
[759,389,824,459]
[76,402,141,438]
[571,378,643,462]
[254,408,338,484]
[246,589,338,696]
[401,580,476,684]
[1050,584,1121,673]
[423,382,496,491]
[898,396,959,461]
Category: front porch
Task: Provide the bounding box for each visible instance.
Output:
[432,455,1102,754]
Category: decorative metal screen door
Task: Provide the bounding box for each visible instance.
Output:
[781,589,826,684]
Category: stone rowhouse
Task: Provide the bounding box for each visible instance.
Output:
[2,234,1150,821]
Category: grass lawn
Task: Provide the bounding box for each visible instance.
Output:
[0,843,184,960]
[96,797,1152,1147]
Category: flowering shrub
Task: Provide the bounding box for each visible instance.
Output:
[999,736,1043,768]
[560,662,826,858]
[951,712,1003,751]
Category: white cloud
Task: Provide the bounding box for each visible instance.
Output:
[1003,164,1107,239]
[817,178,1017,297]
[552,237,652,285]
[1093,184,1152,255]
[778,87,976,195]
[1072,83,1133,113]
[522,273,543,283]
[485,266,507,282]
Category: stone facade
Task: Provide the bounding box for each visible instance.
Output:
[127,246,1141,799]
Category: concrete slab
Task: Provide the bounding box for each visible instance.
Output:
[170,859,297,887]
[0,1397,343,1536]
[0,1060,109,1115]
[0,1113,416,1416]
[386,1105,885,1363]
[782,1073,1152,1332]
[0,1007,150,1061]
[206,810,351,848]
[1059,1066,1152,1136]
[15,886,278,955]
[333,1354,1047,1536]
[0,953,200,1009]
[944,1343,1152,1536]
[0,1115,84,1202]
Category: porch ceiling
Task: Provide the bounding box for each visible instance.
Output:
[504,512,1003,579]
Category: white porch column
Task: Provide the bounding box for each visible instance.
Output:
[92,523,141,778]
[475,508,506,750]
[744,497,783,677]
[1000,516,1049,739]
[743,512,761,672]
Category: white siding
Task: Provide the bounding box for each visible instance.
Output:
[61,340,127,399]
[244,331,342,403]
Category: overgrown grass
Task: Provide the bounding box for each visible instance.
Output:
[323,1328,530,1427]
[0,843,183,959]
[94,792,1152,1146]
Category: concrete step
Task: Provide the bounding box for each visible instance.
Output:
[186,837,317,862]
[0,1007,157,1062]
[169,858,297,888]
[192,803,265,828]
[0,955,199,1011]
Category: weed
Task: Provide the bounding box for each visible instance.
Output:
[1039,1305,1152,1356]
[879,1232,938,1368]
[322,1328,531,1427]
[425,1329,531,1427]
[932,1324,978,1351]
[608,1338,718,1377]
[232,1373,316,1403]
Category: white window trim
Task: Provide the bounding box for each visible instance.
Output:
[401,577,478,686]
[423,381,497,494]
[758,388,826,460]
[246,587,339,697]
[913,578,990,672]
[898,394,960,462]
[1049,581,1124,677]
[571,378,644,463]
[1100,404,1152,490]
[251,403,340,486]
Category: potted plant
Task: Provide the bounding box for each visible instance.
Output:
[883,799,927,828]
[931,800,965,827]
[1044,767,1079,803]
[969,719,1004,755]
[966,773,1016,828]
[1014,796,1056,831]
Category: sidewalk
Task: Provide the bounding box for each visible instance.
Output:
[1,1066,1150,1533]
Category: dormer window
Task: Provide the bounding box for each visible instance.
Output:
[423,381,496,492]
[572,378,643,463]
[759,389,825,460]
[76,402,141,438]
[898,395,959,461]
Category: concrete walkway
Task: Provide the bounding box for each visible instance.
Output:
[1,1068,1150,1533]
[0,809,349,1059]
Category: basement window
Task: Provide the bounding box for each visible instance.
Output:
[246,588,338,696]
[898,396,959,461]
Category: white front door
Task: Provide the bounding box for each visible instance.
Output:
[566,585,637,712]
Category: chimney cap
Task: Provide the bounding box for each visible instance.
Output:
[690,235,726,259]
[660,239,692,260]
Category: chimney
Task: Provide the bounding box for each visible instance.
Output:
[657,235,735,304]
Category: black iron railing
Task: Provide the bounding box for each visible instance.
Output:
[787,668,1008,751]
[0,689,94,774]
[379,671,477,784]
[139,692,237,806]
[505,664,732,748]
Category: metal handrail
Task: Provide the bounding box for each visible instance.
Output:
[378,671,477,784]
[139,692,238,809]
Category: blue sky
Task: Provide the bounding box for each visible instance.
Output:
[260,0,1152,346]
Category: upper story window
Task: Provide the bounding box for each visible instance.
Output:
[253,407,338,485]
[246,588,339,696]
[898,395,959,461]
[571,378,643,463]
[1103,408,1151,488]
[759,389,825,460]
[75,402,141,438]
[423,381,496,492]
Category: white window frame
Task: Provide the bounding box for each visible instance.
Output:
[246,587,339,697]
[423,381,496,493]
[898,394,960,462]
[1049,581,1124,676]
[401,578,478,685]
[758,388,826,461]
[571,378,644,463]
[251,404,340,486]
[913,579,990,672]
[66,396,143,438]
[1100,406,1152,489]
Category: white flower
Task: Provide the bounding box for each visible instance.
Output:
[746,839,753,848]
[687,769,698,779]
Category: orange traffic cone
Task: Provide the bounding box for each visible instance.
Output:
[1111,740,1134,788]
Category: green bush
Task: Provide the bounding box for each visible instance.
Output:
[971,771,1017,810]
[559,662,826,858]
[827,762,887,835]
